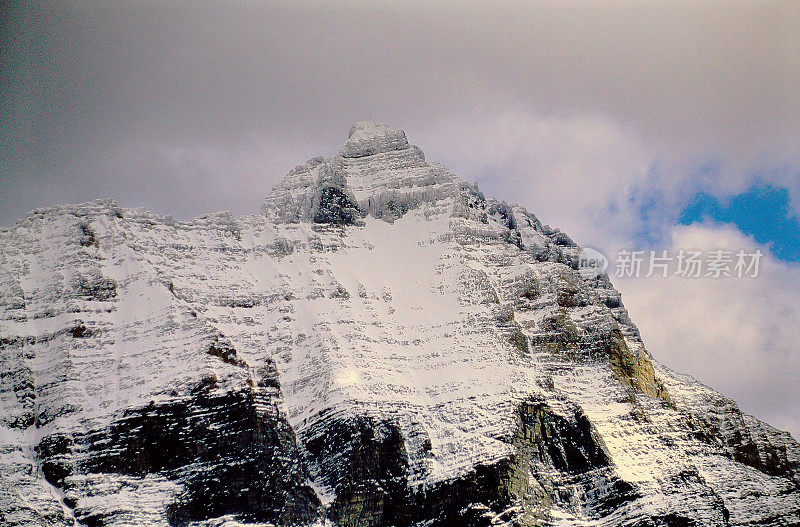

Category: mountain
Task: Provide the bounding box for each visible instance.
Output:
[1,122,798,527]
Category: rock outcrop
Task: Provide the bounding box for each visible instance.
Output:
[1,123,798,526]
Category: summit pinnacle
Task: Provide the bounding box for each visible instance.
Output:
[339,121,410,158]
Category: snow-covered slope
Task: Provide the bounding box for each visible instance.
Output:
[1,123,798,527]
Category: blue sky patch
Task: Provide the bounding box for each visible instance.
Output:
[679,182,800,262]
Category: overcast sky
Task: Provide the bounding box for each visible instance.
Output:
[2,1,799,437]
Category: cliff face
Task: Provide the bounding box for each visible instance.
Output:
[1,123,798,527]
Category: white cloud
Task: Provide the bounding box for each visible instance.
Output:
[616,223,800,439]
[417,111,654,249]
[414,110,800,256]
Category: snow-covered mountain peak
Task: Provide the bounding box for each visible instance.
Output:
[263,123,456,223]
[339,121,410,158]
[3,123,799,526]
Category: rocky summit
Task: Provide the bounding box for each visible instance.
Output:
[1,123,798,527]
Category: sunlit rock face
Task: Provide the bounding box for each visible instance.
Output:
[1,123,799,527]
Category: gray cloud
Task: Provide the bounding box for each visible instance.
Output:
[618,224,800,439]
[2,1,798,224]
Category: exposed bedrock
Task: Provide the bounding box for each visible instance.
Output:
[36,389,321,526]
